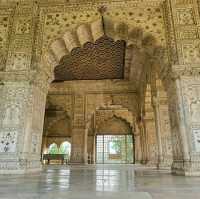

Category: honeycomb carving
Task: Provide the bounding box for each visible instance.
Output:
[54,36,125,81]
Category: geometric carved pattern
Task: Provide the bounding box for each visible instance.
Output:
[16,17,31,34]
[176,8,195,25]
[7,52,27,71]
[54,36,125,81]
[182,43,200,64]
[0,15,10,70]
[0,16,9,50]
[192,129,200,152]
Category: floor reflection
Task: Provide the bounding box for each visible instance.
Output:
[0,165,200,199]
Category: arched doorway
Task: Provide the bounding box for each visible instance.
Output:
[60,141,71,162]
[96,134,134,164]
[87,106,135,164]
[48,143,59,154]
[44,141,71,164]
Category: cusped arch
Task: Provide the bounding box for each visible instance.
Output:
[44,17,165,74]
[47,142,59,152]
[96,106,134,129]
[86,104,135,137]
[96,115,133,135]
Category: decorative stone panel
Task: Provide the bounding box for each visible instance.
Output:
[182,42,200,64]
[176,8,195,25]
[2,105,20,127]
[7,52,28,71]
[0,11,12,70]
[31,134,39,153]
[177,28,199,40]
[0,15,10,50]
[192,129,200,152]
[16,17,31,34]
[0,131,17,153]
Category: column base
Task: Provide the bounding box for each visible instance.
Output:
[157,159,173,170]
[172,160,200,176]
[69,162,87,165]
[145,160,158,168]
[0,159,42,174]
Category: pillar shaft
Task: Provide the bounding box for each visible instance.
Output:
[0,79,47,174]
[166,71,200,176]
[153,98,163,168]
[70,128,87,164]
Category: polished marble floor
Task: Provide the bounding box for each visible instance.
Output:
[0,164,200,199]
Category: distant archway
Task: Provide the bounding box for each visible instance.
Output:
[60,141,71,160]
[48,143,59,154]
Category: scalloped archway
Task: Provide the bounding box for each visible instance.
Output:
[42,17,166,84]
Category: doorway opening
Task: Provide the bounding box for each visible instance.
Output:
[43,141,71,164]
[96,135,134,164]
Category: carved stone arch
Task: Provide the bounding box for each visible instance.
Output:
[46,142,59,149]
[86,104,135,137]
[96,115,133,135]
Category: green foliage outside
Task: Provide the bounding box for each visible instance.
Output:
[48,143,59,154]
[48,142,71,160]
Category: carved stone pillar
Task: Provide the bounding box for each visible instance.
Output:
[152,95,173,169]
[144,116,158,167]
[143,85,158,167]
[152,97,164,168]
[0,72,48,174]
[70,95,87,164]
[166,65,200,176]
[70,128,87,164]
[87,135,95,164]
[92,135,96,164]
[162,0,200,175]
[137,120,148,164]
[134,130,142,164]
